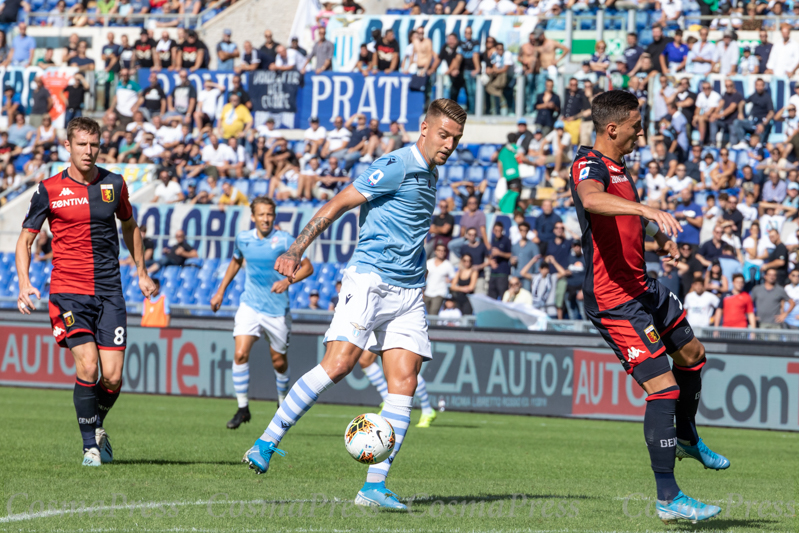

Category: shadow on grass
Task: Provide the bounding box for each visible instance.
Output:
[425,424,481,429]
[408,493,598,502]
[113,459,243,466]
[675,518,782,531]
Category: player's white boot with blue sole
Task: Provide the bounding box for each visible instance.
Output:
[676,438,730,470]
[82,447,102,467]
[656,491,722,524]
[354,481,407,510]
[96,427,113,463]
[243,438,286,474]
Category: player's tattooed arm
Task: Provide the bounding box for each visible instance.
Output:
[285,216,333,261]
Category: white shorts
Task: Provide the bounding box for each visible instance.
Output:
[324,267,432,360]
[233,302,291,354]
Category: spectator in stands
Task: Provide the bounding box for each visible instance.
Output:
[705,259,729,296]
[624,32,644,73]
[355,44,373,76]
[696,222,725,268]
[7,112,33,150]
[110,69,140,129]
[526,261,555,316]
[67,41,95,72]
[272,44,302,71]
[762,169,788,204]
[784,269,799,329]
[337,113,370,170]
[148,229,198,274]
[10,22,35,68]
[487,221,512,300]
[450,254,477,315]
[117,34,134,70]
[673,186,703,248]
[485,42,511,115]
[0,30,10,67]
[34,115,57,154]
[33,228,52,262]
[219,180,249,207]
[450,195,489,258]
[133,28,159,70]
[372,29,399,73]
[710,80,743,147]
[687,26,715,76]
[201,134,238,178]
[766,23,799,77]
[264,137,298,180]
[738,46,758,75]
[731,78,774,148]
[179,30,208,71]
[236,40,261,74]
[302,117,327,158]
[313,156,348,200]
[534,79,560,137]
[502,275,533,305]
[762,228,789,284]
[751,267,794,328]
[342,0,365,13]
[755,29,772,74]
[684,278,720,328]
[561,77,589,148]
[511,221,539,291]
[153,169,184,204]
[45,0,66,27]
[721,274,756,328]
[26,78,51,129]
[302,26,334,74]
[216,29,239,70]
[427,200,454,256]
[534,199,561,251]
[321,115,351,160]
[722,193,744,238]
[100,33,122,110]
[194,79,222,134]
[424,243,455,315]
[644,25,672,74]
[435,33,467,109]
[714,30,740,77]
[329,281,343,311]
[219,93,252,141]
[167,70,196,121]
[659,259,682,297]
[660,29,688,73]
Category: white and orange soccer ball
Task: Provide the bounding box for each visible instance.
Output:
[344,413,395,464]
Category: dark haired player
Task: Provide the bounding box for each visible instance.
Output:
[210,196,313,429]
[569,90,727,524]
[16,117,155,467]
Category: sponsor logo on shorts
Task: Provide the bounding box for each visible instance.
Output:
[645,325,660,344]
[63,311,75,327]
[627,346,644,361]
[101,183,114,203]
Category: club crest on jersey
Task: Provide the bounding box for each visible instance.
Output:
[101,183,114,203]
[270,235,280,249]
[645,325,660,344]
[63,311,75,327]
[367,170,384,186]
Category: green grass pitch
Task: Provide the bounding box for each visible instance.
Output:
[0,386,797,533]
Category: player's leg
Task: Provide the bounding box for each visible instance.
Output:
[263,313,292,407]
[415,373,437,428]
[94,294,128,463]
[590,299,720,523]
[359,347,389,404]
[356,347,421,510]
[653,283,729,470]
[244,340,360,473]
[71,340,103,466]
[229,334,257,429]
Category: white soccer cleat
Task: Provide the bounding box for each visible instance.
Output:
[95,427,113,463]
[82,447,102,466]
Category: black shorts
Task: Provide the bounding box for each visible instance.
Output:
[48,293,127,350]
[586,278,694,385]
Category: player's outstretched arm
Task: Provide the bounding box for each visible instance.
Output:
[15,230,40,315]
[576,180,683,238]
[275,184,367,280]
[120,218,156,298]
[211,255,243,311]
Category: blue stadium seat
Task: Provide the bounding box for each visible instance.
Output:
[234,179,251,197]
[436,166,447,183]
[468,166,485,183]
[251,180,269,197]
[162,265,181,282]
[477,145,496,164]
[447,165,465,182]
[446,149,459,163]
[486,167,500,187]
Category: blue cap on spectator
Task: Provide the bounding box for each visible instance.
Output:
[789,182,799,191]
[518,118,527,125]
[223,29,232,36]
[554,120,565,129]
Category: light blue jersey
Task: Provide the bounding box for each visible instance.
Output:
[233,228,293,317]
[350,144,438,288]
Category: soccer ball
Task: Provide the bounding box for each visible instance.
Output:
[344,413,395,464]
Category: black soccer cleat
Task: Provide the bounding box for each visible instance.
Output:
[227,406,251,429]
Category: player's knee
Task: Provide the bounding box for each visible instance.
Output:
[683,341,706,366]
[233,350,249,364]
[100,375,122,391]
[326,359,356,383]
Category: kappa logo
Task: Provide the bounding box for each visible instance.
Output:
[608,164,622,173]
[627,346,645,361]
[52,326,64,338]
[59,188,74,197]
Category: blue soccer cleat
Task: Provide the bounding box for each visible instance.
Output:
[656,491,722,524]
[354,481,407,510]
[676,438,730,470]
[243,439,286,475]
[95,427,113,463]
